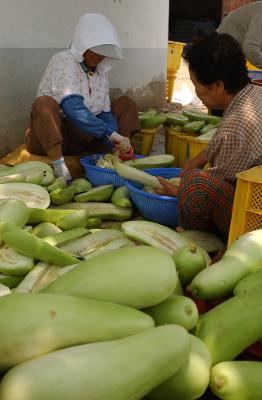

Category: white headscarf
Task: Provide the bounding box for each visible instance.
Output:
[70,13,123,62]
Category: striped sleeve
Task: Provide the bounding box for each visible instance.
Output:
[205,85,262,184]
[206,132,252,183]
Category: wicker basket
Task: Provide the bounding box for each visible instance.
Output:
[130,128,156,156]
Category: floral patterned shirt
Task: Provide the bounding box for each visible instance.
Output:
[37,49,111,115]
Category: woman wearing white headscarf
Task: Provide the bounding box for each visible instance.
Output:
[25,13,139,180]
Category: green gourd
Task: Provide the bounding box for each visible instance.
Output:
[191,229,262,300]
[0,292,154,371]
[0,325,191,400]
[42,246,177,309]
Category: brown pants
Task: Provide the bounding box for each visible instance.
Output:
[25,95,139,156]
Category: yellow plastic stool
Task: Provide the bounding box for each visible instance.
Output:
[228,165,262,246]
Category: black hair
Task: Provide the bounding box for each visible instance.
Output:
[184,33,250,94]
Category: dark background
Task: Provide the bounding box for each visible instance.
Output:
[168,0,255,43]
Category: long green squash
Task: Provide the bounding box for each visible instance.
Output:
[82,237,136,261]
[0,173,28,184]
[196,127,217,141]
[14,262,60,293]
[46,176,67,192]
[49,186,75,205]
[28,208,80,224]
[0,221,80,267]
[0,165,12,173]
[125,154,174,169]
[0,160,54,186]
[56,237,135,273]
[42,246,177,309]
[0,325,191,400]
[190,229,262,300]
[194,291,262,365]
[0,245,35,276]
[50,202,133,221]
[0,199,29,228]
[183,120,205,133]
[56,209,90,230]
[59,229,125,258]
[210,361,262,400]
[233,268,262,296]
[114,161,163,189]
[68,178,92,194]
[200,123,218,135]
[139,114,167,129]
[122,220,191,254]
[183,108,221,125]
[0,292,154,371]
[138,108,158,118]
[43,227,89,246]
[60,233,135,264]
[73,184,114,202]
[164,113,189,126]
[111,186,132,208]
[0,183,50,209]
[85,217,102,228]
[148,335,211,400]
[32,222,62,238]
[3,168,46,185]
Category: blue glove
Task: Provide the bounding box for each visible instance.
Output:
[98,111,118,133]
[61,94,114,139]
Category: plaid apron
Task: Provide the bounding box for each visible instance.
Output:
[178,169,235,239]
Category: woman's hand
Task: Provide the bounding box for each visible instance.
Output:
[180,158,199,175]
[155,176,179,197]
[110,132,131,153]
[180,150,207,177]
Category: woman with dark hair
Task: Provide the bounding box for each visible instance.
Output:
[157,33,262,240]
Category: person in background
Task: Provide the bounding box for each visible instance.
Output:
[157,33,262,240]
[25,13,139,181]
[217,1,262,69]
